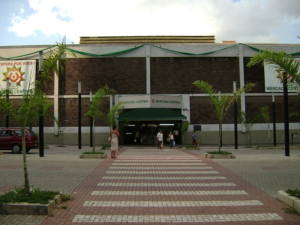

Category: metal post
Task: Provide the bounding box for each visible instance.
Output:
[6,78,9,128]
[90,91,93,148]
[282,72,289,156]
[38,51,44,157]
[272,92,276,146]
[233,81,238,149]
[218,91,222,147]
[78,81,82,149]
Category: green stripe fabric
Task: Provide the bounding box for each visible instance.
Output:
[0,45,56,60]
[1,43,299,60]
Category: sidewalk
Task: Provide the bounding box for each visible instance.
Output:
[0,145,300,224]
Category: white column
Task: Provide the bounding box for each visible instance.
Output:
[182,95,190,122]
[54,62,59,135]
[146,45,151,94]
[238,44,246,132]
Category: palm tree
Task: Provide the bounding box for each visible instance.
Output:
[259,106,271,146]
[85,86,123,152]
[193,80,254,152]
[0,43,75,194]
[247,49,300,155]
[9,88,48,194]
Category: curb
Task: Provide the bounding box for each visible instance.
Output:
[277,190,300,212]
[79,153,108,159]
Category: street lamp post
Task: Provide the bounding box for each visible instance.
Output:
[218,91,222,147]
[272,92,276,146]
[282,71,289,156]
[78,81,82,149]
[90,91,93,148]
[38,51,44,157]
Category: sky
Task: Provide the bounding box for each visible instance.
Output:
[0,0,299,46]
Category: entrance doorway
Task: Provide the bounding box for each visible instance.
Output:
[119,121,182,145]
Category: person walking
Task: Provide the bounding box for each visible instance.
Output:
[156,130,163,149]
[168,131,174,148]
[135,130,140,145]
[110,125,120,159]
[192,131,198,146]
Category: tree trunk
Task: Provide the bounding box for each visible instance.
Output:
[267,123,271,146]
[22,129,30,194]
[92,119,95,152]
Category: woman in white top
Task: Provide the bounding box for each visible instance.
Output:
[110,125,120,159]
[156,130,163,149]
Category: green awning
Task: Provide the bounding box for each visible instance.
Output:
[118,108,186,121]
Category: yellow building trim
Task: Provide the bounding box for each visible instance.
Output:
[80,36,215,44]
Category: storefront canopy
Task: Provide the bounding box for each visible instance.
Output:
[118,108,187,121]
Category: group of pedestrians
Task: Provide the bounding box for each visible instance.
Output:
[156,130,175,149]
[156,130,198,149]
[110,126,198,158]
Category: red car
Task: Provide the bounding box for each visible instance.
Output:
[0,128,39,154]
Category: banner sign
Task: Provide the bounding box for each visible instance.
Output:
[0,60,36,95]
[264,58,299,92]
[119,95,182,109]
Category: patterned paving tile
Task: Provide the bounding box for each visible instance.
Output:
[39,147,300,225]
[0,166,22,169]
[40,166,64,170]
[260,167,283,170]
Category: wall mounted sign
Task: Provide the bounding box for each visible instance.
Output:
[264,58,299,92]
[0,60,36,95]
[119,95,182,109]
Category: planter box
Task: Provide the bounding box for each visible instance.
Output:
[183,147,200,150]
[277,190,300,211]
[79,153,108,159]
[0,194,61,215]
[205,153,235,159]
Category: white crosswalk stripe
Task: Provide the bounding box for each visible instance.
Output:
[102,176,226,180]
[72,213,283,223]
[97,182,236,187]
[83,200,263,207]
[109,166,213,169]
[112,163,207,165]
[106,171,219,174]
[91,190,248,196]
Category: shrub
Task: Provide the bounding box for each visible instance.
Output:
[82,151,106,154]
[206,151,232,155]
[101,144,111,150]
[286,189,300,199]
[0,188,59,204]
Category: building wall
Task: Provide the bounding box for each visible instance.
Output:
[1,43,300,146]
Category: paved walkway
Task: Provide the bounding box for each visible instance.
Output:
[0,146,300,224]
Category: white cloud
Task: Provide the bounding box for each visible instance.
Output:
[7,0,300,44]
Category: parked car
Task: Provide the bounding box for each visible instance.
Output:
[0,128,39,153]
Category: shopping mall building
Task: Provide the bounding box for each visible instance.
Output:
[1,36,300,146]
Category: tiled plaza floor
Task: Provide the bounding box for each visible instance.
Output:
[1,146,300,224]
